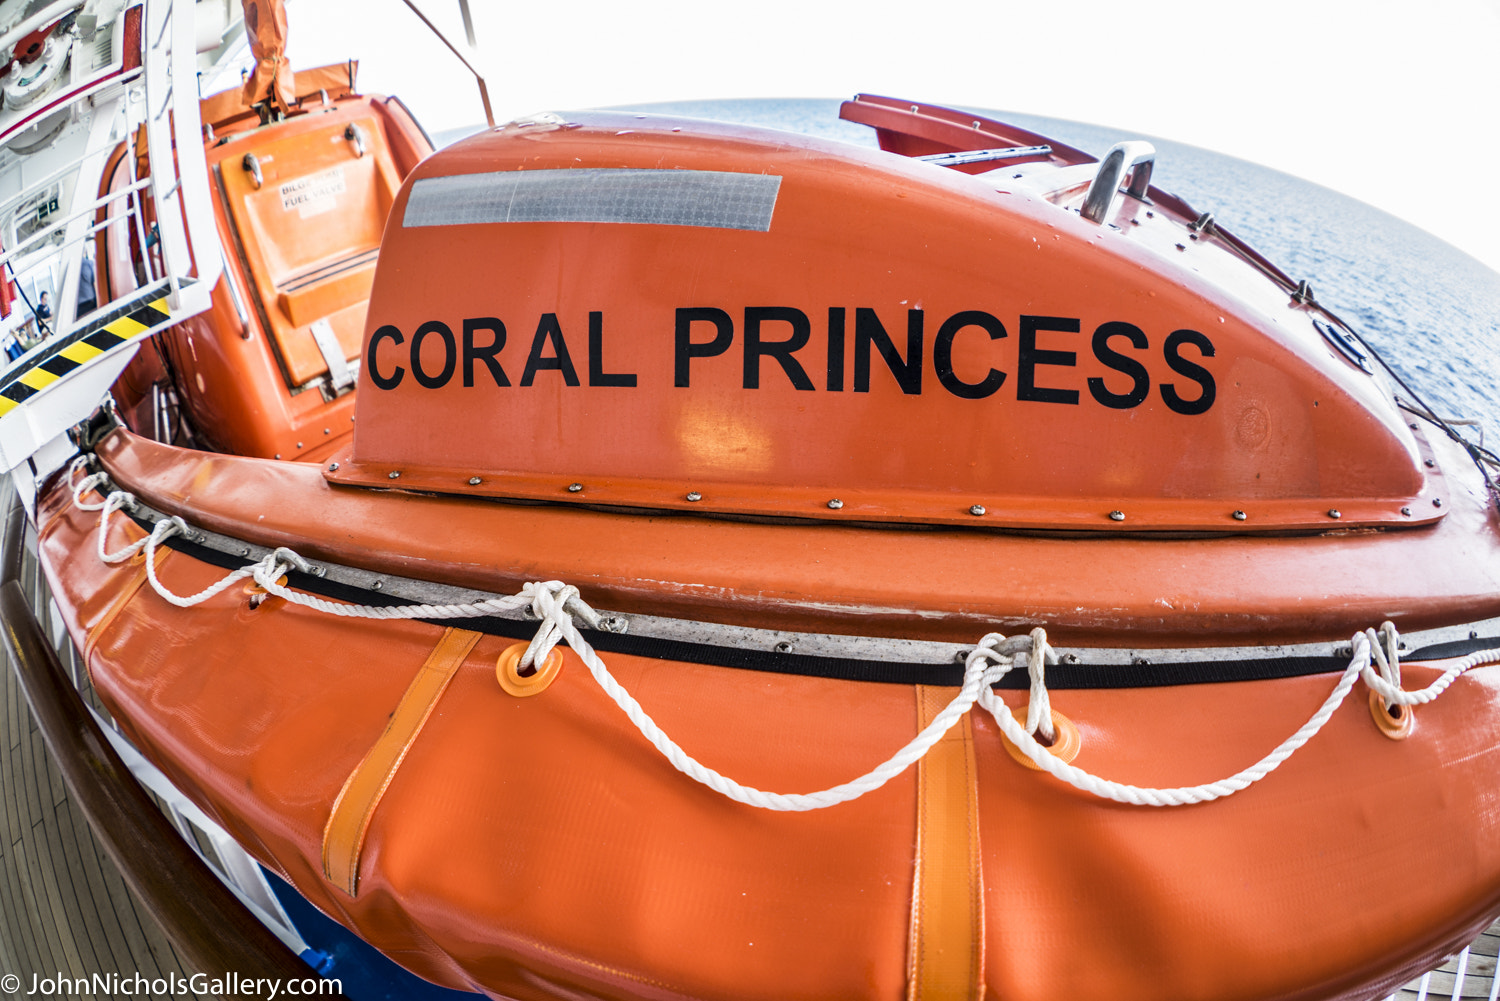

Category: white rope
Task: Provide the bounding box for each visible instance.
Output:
[1360,622,1495,707]
[69,455,112,512]
[978,640,1366,806]
[96,490,148,563]
[1021,626,1056,741]
[70,466,1500,811]
[87,485,587,633]
[525,593,1028,811]
[141,517,263,607]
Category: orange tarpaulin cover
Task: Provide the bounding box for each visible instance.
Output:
[240,0,294,114]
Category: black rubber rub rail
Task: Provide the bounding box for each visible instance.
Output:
[160,531,1500,691]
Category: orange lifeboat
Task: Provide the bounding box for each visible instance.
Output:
[32,93,1500,1001]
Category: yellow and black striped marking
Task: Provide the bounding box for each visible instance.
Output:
[0,294,175,418]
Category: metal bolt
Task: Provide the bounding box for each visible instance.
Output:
[1401,507,1412,516]
[1424,458,1436,468]
[969,504,986,516]
[1327,509,1341,519]
[240,547,251,556]
[296,442,303,449]
[568,483,584,492]
[323,428,331,435]
[1175,243,1186,251]
[1409,423,1419,430]
[388,471,401,480]
[953,649,969,663]
[469,477,482,485]
[1062,653,1080,664]
[686,491,702,502]
[828,498,844,510]
[372,580,383,590]
[773,641,794,654]
[274,453,281,460]
[1232,510,1247,521]
[1108,510,1125,521]
[1433,498,1443,508]
[328,462,339,471]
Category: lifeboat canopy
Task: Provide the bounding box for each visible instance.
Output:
[331,105,1442,533]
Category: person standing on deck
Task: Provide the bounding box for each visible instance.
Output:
[77,254,96,317]
[35,291,51,336]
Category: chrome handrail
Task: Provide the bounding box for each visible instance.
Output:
[1081,141,1156,223]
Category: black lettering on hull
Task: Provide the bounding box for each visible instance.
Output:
[369,307,1219,416]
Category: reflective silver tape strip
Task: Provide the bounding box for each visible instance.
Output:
[402,168,782,232]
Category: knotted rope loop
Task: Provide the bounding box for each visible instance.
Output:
[73,473,110,510]
[1022,626,1057,741]
[67,453,93,483]
[966,629,1058,740]
[521,582,575,671]
[1366,621,1402,712]
[1359,620,1493,707]
[256,546,313,582]
[525,580,603,628]
[516,581,606,671]
[96,490,146,563]
[68,456,111,511]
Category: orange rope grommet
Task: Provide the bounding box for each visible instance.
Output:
[1368,688,1415,740]
[497,642,564,697]
[243,574,288,595]
[1002,706,1082,770]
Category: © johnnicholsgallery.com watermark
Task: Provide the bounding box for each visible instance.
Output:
[1,971,340,997]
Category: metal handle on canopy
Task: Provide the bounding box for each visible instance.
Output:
[917,145,1052,167]
[1081,141,1155,223]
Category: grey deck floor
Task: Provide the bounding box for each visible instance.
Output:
[0,602,216,1000]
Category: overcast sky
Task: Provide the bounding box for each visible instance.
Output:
[282,0,1500,276]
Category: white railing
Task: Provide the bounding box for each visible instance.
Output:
[0,0,221,507]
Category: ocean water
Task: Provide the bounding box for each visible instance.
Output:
[615,98,1500,434]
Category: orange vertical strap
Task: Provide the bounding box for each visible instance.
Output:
[322,627,482,896]
[84,547,170,662]
[907,685,985,1001]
